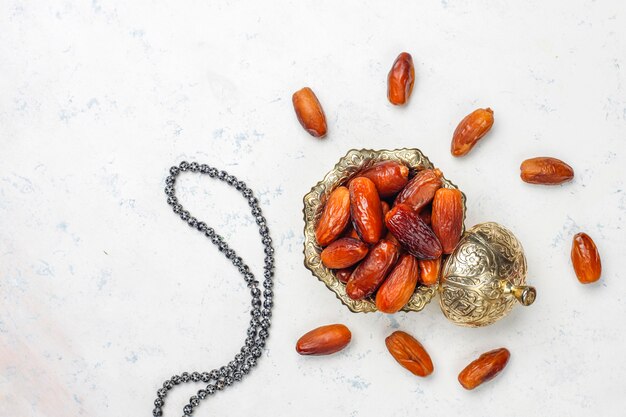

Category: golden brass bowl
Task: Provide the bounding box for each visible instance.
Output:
[303,148,466,313]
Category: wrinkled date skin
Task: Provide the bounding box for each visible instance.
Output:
[321,238,369,269]
[451,108,494,157]
[431,188,464,254]
[387,52,415,106]
[296,324,352,356]
[292,87,327,138]
[520,157,574,185]
[385,331,434,377]
[571,232,602,284]
[386,204,442,260]
[315,186,351,246]
[349,177,384,244]
[335,268,354,284]
[361,161,410,198]
[419,258,441,286]
[394,169,442,211]
[346,240,400,300]
[376,254,419,314]
[458,348,510,390]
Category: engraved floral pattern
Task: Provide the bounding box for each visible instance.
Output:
[439,222,529,326]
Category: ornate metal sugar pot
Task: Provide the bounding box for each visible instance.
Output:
[439,222,536,327]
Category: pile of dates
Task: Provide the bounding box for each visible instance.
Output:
[315,160,463,313]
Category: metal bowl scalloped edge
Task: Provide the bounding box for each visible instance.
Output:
[302,148,467,313]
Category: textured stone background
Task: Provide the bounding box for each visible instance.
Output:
[1,1,625,416]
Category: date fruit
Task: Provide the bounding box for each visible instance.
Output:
[419,258,441,286]
[520,157,574,185]
[387,52,415,106]
[376,254,419,313]
[361,161,410,198]
[321,238,369,269]
[349,177,384,244]
[296,324,352,356]
[386,203,442,260]
[292,87,327,138]
[458,348,510,390]
[346,240,400,300]
[571,232,602,284]
[385,331,433,377]
[315,186,351,246]
[451,108,494,157]
[431,188,464,254]
[394,169,442,211]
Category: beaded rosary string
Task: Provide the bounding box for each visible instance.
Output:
[153,161,275,417]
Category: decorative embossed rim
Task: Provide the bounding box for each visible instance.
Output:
[302,148,467,313]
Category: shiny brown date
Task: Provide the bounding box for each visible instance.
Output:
[296,324,352,356]
[315,186,351,246]
[376,254,419,313]
[418,258,441,286]
[349,177,384,244]
[451,108,494,156]
[431,188,464,254]
[346,240,399,300]
[387,52,415,106]
[394,169,442,211]
[320,238,369,269]
[361,161,410,198]
[292,87,327,138]
[385,331,433,377]
[386,204,442,260]
[571,232,601,284]
[458,348,510,390]
[520,157,574,185]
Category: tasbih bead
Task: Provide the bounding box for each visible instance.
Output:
[152,163,274,416]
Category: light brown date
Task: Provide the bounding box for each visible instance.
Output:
[296,324,352,356]
[385,331,433,377]
[571,232,601,284]
[394,169,442,212]
[520,157,574,185]
[361,161,410,198]
[431,188,464,254]
[451,108,494,157]
[419,258,441,286]
[386,203,442,260]
[387,52,415,106]
[321,238,369,269]
[458,348,510,390]
[315,186,351,246]
[349,177,384,244]
[292,87,327,138]
[346,240,399,300]
[376,254,419,314]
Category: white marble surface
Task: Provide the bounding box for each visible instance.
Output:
[2,1,626,416]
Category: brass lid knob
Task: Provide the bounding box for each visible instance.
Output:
[502,281,536,306]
